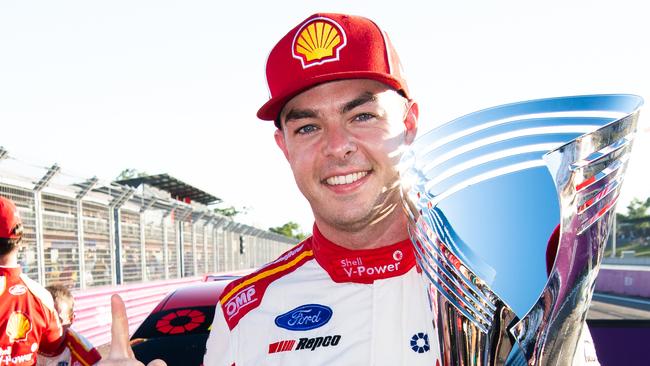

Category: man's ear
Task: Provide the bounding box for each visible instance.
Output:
[274,129,290,160]
[404,101,419,145]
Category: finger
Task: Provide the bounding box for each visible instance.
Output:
[108,294,131,359]
[147,359,167,366]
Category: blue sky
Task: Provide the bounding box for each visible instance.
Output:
[1,0,648,232]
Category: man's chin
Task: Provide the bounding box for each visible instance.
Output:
[317,208,376,233]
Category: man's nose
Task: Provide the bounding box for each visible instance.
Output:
[323,126,357,159]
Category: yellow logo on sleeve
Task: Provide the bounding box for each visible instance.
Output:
[6,312,32,342]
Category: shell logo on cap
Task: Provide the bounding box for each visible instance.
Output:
[6,312,32,342]
[292,17,347,69]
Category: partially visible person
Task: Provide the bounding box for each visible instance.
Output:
[36,284,101,366]
[0,196,63,365]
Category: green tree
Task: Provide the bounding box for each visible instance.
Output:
[269,222,307,241]
[212,205,248,218]
[613,196,650,257]
[115,168,149,181]
[625,197,650,219]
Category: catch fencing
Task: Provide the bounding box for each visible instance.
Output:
[0,147,298,290]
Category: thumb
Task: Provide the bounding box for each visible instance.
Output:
[147,360,167,366]
[107,294,132,359]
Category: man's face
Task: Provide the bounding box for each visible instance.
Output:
[275,79,417,234]
[55,300,74,330]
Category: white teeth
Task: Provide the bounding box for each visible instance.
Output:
[326,171,368,186]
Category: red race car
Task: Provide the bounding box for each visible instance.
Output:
[130,277,237,365]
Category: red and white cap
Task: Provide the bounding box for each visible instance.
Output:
[257,13,410,122]
[0,196,21,239]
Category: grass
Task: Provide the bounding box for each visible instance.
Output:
[604,239,650,258]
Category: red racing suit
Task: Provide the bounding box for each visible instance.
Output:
[0,266,63,366]
[36,329,102,366]
[203,226,600,365]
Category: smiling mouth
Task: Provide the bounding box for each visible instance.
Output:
[325,171,369,186]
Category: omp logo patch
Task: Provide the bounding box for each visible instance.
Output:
[219,247,314,330]
[224,285,257,320]
[275,304,332,331]
[268,335,341,354]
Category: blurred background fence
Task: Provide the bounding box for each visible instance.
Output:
[0,147,298,290]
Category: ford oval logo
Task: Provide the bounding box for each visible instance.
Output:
[275,304,333,331]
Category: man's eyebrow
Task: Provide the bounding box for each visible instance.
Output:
[283,108,318,124]
[282,92,378,125]
[341,92,377,114]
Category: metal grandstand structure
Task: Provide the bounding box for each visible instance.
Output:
[0,146,298,289]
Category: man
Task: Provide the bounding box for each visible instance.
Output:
[36,284,102,366]
[0,196,63,365]
[203,13,439,365]
[201,12,601,366]
[100,12,599,366]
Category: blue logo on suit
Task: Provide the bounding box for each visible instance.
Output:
[275,304,333,331]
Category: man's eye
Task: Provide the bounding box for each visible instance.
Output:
[296,124,318,135]
[353,113,375,122]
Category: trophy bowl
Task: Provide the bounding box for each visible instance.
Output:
[399,94,643,365]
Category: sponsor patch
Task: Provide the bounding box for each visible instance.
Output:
[0,346,35,364]
[292,17,347,68]
[340,256,402,278]
[270,244,304,265]
[8,284,27,296]
[224,285,257,321]
[410,332,430,353]
[219,246,314,330]
[6,312,32,342]
[268,335,341,354]
[268,340,296,354]
[393,250,403,261]
[275,304,332,331]
[0,352,33,364]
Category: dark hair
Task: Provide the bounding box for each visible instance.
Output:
[274,115,282,130]
[0,223,23,256]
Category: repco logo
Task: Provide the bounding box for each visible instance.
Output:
[268,335,341,354]
[224,285,257,319]
[296,335,341,351]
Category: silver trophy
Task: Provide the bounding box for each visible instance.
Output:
[400,95,643,365]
